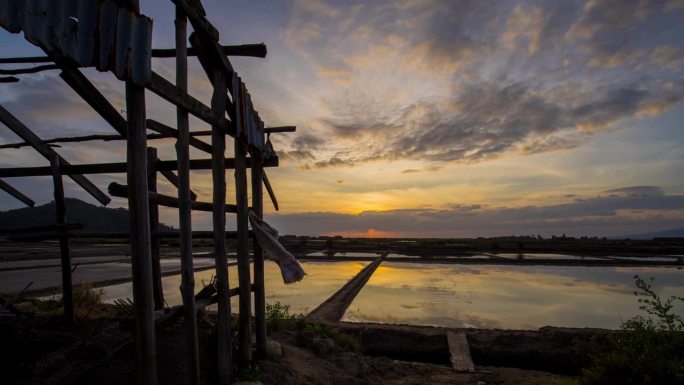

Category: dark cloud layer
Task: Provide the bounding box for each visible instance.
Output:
[265,186,684,237]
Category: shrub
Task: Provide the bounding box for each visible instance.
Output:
[582,275,684,385]
[237,362,262,382]
[265,301,303,332]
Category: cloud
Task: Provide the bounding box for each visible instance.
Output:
[283,0,684,169]
[265,186,684,237]
[603,186,665,197]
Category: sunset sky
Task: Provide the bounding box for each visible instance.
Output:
[1,0,683,237]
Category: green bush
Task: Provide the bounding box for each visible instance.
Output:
[582,275,684,385]
[265,301,303,332]
[237,362,262,382]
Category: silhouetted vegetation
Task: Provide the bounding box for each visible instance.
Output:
[582,276,684,384]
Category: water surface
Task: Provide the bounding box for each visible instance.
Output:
[101,261,368,315]
[342,262,684,329]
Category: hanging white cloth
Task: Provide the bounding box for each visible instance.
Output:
[248,210,306,284]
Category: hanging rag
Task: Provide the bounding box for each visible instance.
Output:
[248,210,306,284]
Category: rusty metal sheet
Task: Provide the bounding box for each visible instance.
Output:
[0,0,152,85]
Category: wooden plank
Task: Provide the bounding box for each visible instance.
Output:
[175,8,201,384]
[0,223,82,235]
[58,66,128,136]
[147,119,213,154]
[159,169,198,201]
[152,43,267,58]
[125,75,157,385]
[447,331,475,372]
[0,104,111,205]
[234,73,252,363]
[0,44,266,65]
[51,155,74,325]
[262,170,279,211]
[0,131,213,149]
[251,154,267,359]
[147,71,222,128]
[170,0,219,41]
[108,182,239,213]
[264,126,296,133]
[0,156,278,177]
[0,178,34,207]
[147,148,164,311]
[0,64,59,75]
[210,67,233,384]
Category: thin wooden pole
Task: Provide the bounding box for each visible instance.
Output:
[147,148,164,310]
[175,7,201,385]
[0,179,34,207]
[211,68,233,384]
[126,51,158,385]
[51,155,74,325]
[234,77,252,364]
[251,152,267,358]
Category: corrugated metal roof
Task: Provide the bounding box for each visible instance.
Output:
[0,0,152,85]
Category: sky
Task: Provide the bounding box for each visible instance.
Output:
[1,0,683,238]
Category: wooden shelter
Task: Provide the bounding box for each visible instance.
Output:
[0,1,295,383]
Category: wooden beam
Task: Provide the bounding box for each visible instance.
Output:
[264,126,296,133]
[262,170,279,211]
[0,223,82,235]
[0,56,53,64]
[0,64,59,75]
[108,182,239,213]
[0,179,34,207]
[251,154,267,359]
[0,131,213,149]
[0,105,111,205]
[147,149,164,311]
[170,0,220,41]
[175,7,201,384]
[125,20,158,380]
[159,169,198,201]
[147,71,227,130]
[0,44,266,65]
[58,66,128,136]
[233,74,252,364]
[152,43,267,58]
[0,156,278,178]
[51,156,74,325]
[209,67,233,384]
[147,119,213,154]
[0,76,20,83]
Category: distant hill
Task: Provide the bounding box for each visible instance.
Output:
[617,228,684,240]
[0,198,175,232]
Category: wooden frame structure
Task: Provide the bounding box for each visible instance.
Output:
[0,1,295,384]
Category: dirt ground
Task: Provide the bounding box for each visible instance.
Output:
[261,330,577,385]
[0,307,580,385]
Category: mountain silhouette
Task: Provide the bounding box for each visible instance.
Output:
[0,198,175,232]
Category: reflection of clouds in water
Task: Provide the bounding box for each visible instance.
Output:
[344,262,684,329]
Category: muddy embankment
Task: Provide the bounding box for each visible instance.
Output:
[327,321,612,374]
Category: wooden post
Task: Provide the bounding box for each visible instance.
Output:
[211,68,233,384]
[251,152,267,358]
[175,7,201,385]
[51,155,74,325]
[234,77,252,364]
[125,30,157,385]
[147,148,164,310]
